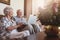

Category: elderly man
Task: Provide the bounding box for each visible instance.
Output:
[1,7,30,39]
[13,9,34,34]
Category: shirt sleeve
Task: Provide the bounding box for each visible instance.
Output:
[1,18,10,28]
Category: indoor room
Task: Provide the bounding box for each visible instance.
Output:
[0,0,60,40]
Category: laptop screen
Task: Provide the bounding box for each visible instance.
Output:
[28,15,37,24]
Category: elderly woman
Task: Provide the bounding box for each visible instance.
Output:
[1,7,30,39]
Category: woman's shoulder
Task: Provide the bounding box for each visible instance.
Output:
[1,17,6,20]
[2,17,7,20]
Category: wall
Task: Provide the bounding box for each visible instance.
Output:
[10,0,24,16]
[0,0,24,16]
[32,0,54,15]
[32,0,48,15]
[0,3,9,15]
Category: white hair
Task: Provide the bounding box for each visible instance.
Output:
[4,7,13,15]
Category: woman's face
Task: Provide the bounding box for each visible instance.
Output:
[8,10,13,17]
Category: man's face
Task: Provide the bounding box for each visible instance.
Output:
[17,10,22,17]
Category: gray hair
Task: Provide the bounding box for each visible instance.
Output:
[4,7,13,15]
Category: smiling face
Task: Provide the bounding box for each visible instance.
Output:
[17,9,22,17]
[4,7,13,18]
[8,9,13,17]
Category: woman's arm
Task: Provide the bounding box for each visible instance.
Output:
[6,24,22,31]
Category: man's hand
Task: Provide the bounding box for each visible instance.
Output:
[18,23,24,26]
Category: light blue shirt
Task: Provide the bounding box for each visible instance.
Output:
[13,16,27,25]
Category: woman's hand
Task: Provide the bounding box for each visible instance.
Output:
[6,26,15,31]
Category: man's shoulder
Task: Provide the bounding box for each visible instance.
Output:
[12,16,17,21]
[13,16,18,19]
[13,16,17,18]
